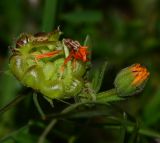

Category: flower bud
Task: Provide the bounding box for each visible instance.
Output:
[9,29,88,100]
[114,64,150,97]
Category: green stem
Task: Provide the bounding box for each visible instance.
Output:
[105,125,160,139]
[33,92,46,120]
[42,101,160,140]
[0,94,27,115]
[42,0,58,32]
[137,127,160,138]
[38,119,57,143]
[38,102,104,142]
[96,88,124,102]
[45,101,109,119]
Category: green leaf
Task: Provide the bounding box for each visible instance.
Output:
[0,124,49,143]
[119,112,128,143]
[67,108,111,118]
[128,123,139,143]
[83,35,92,65]
[143,87,160,126]
[91,61,108,93]
[83,35,91,47]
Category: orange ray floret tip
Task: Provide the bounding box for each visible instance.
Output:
[130,64,150,86]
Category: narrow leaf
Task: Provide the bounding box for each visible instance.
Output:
[91,61,108,93]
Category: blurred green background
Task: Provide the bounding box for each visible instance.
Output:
[0,0,160,143]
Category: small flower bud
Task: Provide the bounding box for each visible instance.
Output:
[114,64,150,97]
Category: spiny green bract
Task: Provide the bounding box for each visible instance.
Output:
[9,29,87,100]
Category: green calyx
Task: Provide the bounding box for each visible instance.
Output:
[114,66,135,97]
[9,29,86,100]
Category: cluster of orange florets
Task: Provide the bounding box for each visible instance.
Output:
[35,38,89,69]
[131,64,150,86]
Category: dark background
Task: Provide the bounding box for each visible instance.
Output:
[0,0,160,143]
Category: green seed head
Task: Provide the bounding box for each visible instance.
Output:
[9,29,88,100]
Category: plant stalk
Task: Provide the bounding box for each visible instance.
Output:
[0,94,27,115]
[42,0,58,32]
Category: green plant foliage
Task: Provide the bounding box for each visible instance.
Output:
[0,124,49,143]
[6,29,151,143]
[91,61,108,93]
[0,0,160,142]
